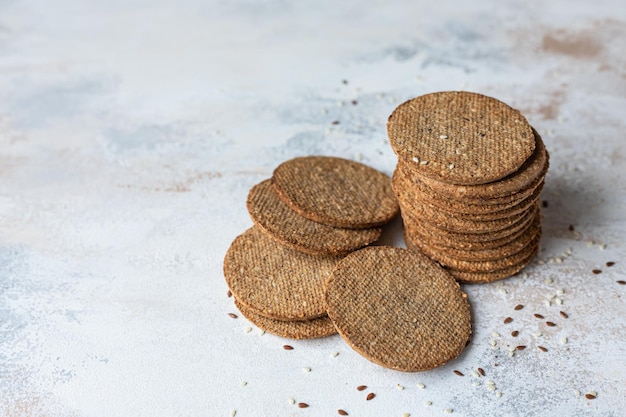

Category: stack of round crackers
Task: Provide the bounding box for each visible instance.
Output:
[387,91,549,283]
[223,156,399,339]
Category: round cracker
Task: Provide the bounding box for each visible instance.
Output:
[234,299,337,339]
[400,128,548,201]
[387,91,535,185]
[325,246,471,371]
[223,227,342,321]
[272,156,399,228]
[247,180,382,255]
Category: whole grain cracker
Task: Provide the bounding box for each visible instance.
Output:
[387,91,535,185]
[400,128,548,201]
[223,227,342,321]
[247,180,381,255]
[325,246,471,371]
[272,156,399,228]
[234,299,337,339]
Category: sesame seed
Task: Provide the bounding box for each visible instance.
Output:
[420,160,429,165]
[417,383,426,389]
[545,278,553,284]
[495,390,502,398]
[555,257,562,263]
[492,332,501,338]
[514,304,524,310]
[587,240,594,247]
[504,317,513,324]
[440,134,448,139]
[499,288,507,295]
[338,409,348,416]
[453,370,464,376]
[444,408,453,413]
[574,389,581,396]
[534,314,545,319]
[424,401,432,406]
[472,381,480,386]
[556,288,564,296]
[606,261,615,267]
[244,326,252,333]
[259,330,265,335]
[471,370,480,378]
[230,410,237,417]
[283,345,294,350]
[303,367,311,373]
[490,339,497,347]
[288,398,296,405]
[412,157,420,163]
[449,163,455,170]
[487,384,497,391]
[240,381,247,387]
[402,413,410,417]
[486,380,495,386]
[544,300,551,307]
[357,385,367,391]
[298,402,309,408]
[455,148,461,154]
[532,331,543,338]
[366,393,376,401]
[508,351,515,357]
[396,384,404,390]
[478,368,485,376]
[555,298,563,306]
[546,321,557,327]
[561,337,568,344]
[228,313,238,319]
[331,351,340,357]
[599,244,607,250]
[538,346,548,352]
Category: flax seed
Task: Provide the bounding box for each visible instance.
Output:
[283,345,294,350]
[504,317,513,324]
[338,409,348,416]
[514,304,524,310]
[453,370,464,376]
[534,314,544,319]
[592,269,602,274]
[560,311,569,319]
[546,321,556,327]
[366,393,375,401]
[298,402,309,408]
[477,367,485,376]
[538,346,548,352]
[357,385,367,391]
[228,313,238,319]
[511,331,519,337]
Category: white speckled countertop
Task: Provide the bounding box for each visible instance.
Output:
[1,1,625,416]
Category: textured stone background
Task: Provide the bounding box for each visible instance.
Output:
[1,1,625,416]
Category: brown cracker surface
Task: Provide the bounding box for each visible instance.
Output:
[247,180,381,255]
[272,156,399,228]
[387,91,535,185]
[223,227,342,321]
[325,246,471,371]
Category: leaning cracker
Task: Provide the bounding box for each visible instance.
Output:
[234,299,337,339]
[272,156,399,228]
[387,91,535,185]
[247,180,381,255]
[325,246,471,371]
[223,227,342,321]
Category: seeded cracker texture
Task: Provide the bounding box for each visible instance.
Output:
[393,165,544,220]
[386,91,535,185]
[246,179,381,255]
[223,227,342,321]
[324,246,471,372]
[401,128,549,202]
[271,156,399,228]
[234,299,337,339]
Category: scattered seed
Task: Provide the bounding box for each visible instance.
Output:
[230,410,237,417]
[259,329,265,335]
[487,384,497,391]
[606,261,615,267]
[331,351,340,357]
[585,393,596,400]
[545,277,553,284]
[402,413,410,417]
[472,381,481,386]
[449,163,455,170]
[516,345,527,350]
[511,331,519,337]
[366,393,376,401]
[424,401,432,406]
[561,337,568,344]
[240,381,247,387]
[532,331,543,338]
[440,134,448,139]
[338,409,348,416]
[357,385,367,391]
[420,160,429,165]
[490,339,497,347]
[288,398,296,405]
[244,326,252,333]
[492,332,501,338]
[618,280,626,285]
[573,389,581,396]
[283,345,294,350]
[534,314,545,319]
[298,402,309,408]
[544,300,551,307]
[556,288,564,296]
[396,384,404,390]
[546,321,557,327]
[599,244,607,250]
[592,269,602,275]
[416,383,426,389]
[331,120,340,125]
[453,370,464,376]
[504,317,513,324]
[514,304,524,311]
[486,379,495,386]
[412,156,420,163]
[351,100,358,105]
[444,408,453,414]
[560,311,569,319]
[478,367,485,376]
[496,390,502,398]
[227,290,232,298]
[303,367,311,373]
[555,298,563,306]
[498,287,507,295]
[587,240,594,247]
[508,351,515,357]
[471,370,480,377]
[538,346,548,352]
[228,313,238,319]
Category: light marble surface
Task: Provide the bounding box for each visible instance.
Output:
[1,1,625,416]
